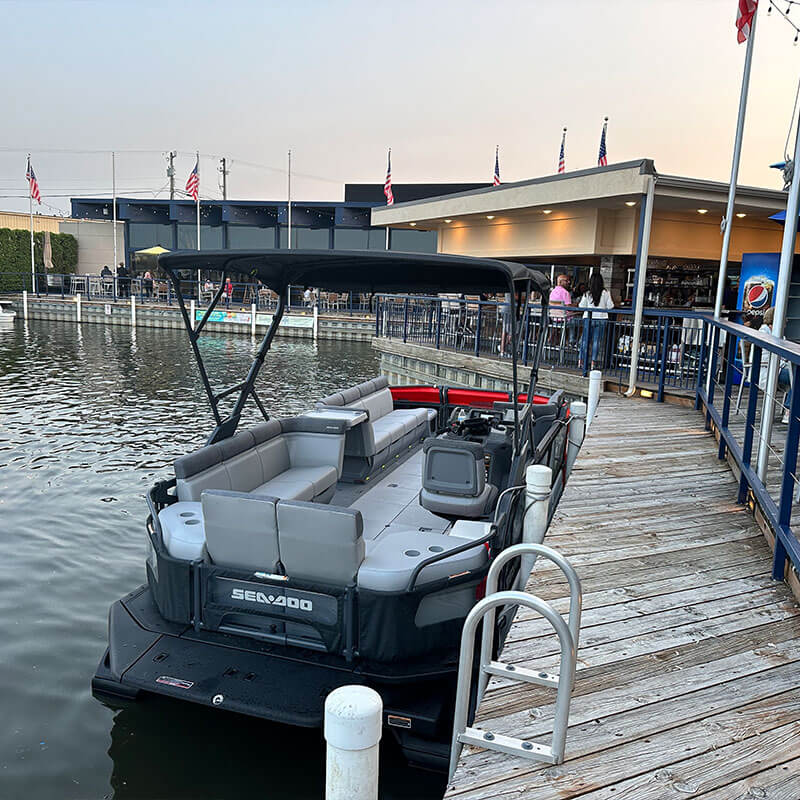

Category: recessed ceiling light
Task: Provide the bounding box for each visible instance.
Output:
[444,218,453,223]
[625,201,636,207]
[736,212,747,218]
[409,222,417,226]
[486,215,495,220]
[542,209,553,215]
[697,209,708,215]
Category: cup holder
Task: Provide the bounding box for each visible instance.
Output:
[404,549,421,557]
[179,511,196,518]
[428,545,444,553]
[185,519,201,526]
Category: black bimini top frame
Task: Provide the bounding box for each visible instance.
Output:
[158,249,550,447]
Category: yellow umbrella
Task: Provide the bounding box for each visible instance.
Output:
[135,245,170,255]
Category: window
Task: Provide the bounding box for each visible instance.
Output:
[178,224,223,250]
[228,226,277,249]
[279,226,330,249]
[389,228,437,253]
[128,223,173,250]
[334,228,369,250]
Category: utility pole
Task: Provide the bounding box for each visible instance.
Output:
[167,151,176,200]
[219,157,229,200]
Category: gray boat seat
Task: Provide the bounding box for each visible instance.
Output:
[419,438,497,518]
[277,500,365,585]
[252,465,338,502]
[357,529,487,592]
[158,501,207,561]
[202,490,280,572]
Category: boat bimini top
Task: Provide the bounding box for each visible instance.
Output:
[158,249,550,447]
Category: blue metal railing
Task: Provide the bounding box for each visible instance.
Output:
[695,315,800,586]
[0,272,375,315]
[375,294,707,396]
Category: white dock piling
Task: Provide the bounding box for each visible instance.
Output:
[251,303,257,337]
[324,685,382,800]
[190,299,196,331]
[22,290,28,320]
[566,400,587,478]
[313,303,319,341]
[520,464,552,586]
[587,370,602,429]
[76,293,82,324]
[130,295,136,328]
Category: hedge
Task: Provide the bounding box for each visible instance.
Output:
[0,227,78,290]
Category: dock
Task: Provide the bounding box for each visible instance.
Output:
[446,393,800,800]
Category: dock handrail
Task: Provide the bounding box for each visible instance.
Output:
[448,544,581,781]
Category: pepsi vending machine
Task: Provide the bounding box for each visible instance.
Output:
[738,252,800,340]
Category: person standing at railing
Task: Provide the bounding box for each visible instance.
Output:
[579,272,614,370]
[143,270,154,298]
[759,307,792,424]
[549,274,574,353]
[224,277,234,309]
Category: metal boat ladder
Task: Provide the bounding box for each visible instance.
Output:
[448,543,582,781]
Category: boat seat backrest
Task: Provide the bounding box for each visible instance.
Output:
[255,437,291,483]
[422,437,485,497]
[347,387,394,420]
[202,490,280,572]
[277,500,365,585]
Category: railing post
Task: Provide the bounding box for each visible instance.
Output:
[705,327,721,430]
[402,297,409,343]
[775,362,800,579]
[695,320,708,410]
[657,317,670,402]
[60,275,65,299]
[167,280,173,306]
[324,686,382,800]
[738,347,762,504]
[474,303,483,356]
[717,330,737,459]
[582,314,591,377]
[435,300,442,350]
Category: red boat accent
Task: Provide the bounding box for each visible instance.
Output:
[390,386,442,403]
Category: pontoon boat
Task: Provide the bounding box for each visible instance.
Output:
[92,250,567,767]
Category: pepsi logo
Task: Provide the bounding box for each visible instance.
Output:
[747,284,770,309]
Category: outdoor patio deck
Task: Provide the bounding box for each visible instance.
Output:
[446,393,800,800]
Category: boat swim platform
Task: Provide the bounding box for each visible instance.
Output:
[446,393,800,800]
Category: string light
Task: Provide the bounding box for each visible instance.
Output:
[767,0,800,41]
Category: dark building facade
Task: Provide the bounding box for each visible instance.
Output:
[70,184,487,270]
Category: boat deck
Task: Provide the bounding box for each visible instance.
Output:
[446,393,800,800]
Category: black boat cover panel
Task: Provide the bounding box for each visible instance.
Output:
[158,249,550,296]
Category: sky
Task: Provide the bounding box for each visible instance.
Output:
[1,0,799,215]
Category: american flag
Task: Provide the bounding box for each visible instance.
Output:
[558,129,566,174]
[736,0,757,43]
[493,145,501,186]
[384,149,394,205]
[26,157,41,204]
[598,119,608,167]
[185,157,199,202]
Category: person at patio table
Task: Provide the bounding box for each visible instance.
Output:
[578,272,614,370]
[759,307,792,424]
[549,274,574,348]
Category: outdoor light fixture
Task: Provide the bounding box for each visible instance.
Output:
[736,212,747,218]
[486,215,495,220]
[625,201,636,207]
[542,209,553,215]
[697,209,709,214]
[409,222,417,226]
[444,219,453,223]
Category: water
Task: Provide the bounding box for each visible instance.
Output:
[0,320,445,800]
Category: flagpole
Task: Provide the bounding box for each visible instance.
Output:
[287,149,292,249]
[112,151,118,276]
[28,155,35,291]
[713,6,758,319]
[196,152,201,300]
[385,147,391,250]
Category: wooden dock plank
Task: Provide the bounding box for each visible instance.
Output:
[445,394,800,800]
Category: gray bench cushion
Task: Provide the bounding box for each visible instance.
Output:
[158,502,206,561]
[202,490,280,572]
[253,465,337,501]
[357,529,487,591]
[277,500,365,585]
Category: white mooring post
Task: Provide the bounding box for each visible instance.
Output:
[190,299,196,331]
[566,400,587,478]
[251,303,257,337]
[76,293,82,324]
[313,302,319,341]
[130,295,136,328]
[520,464,553,587]
[587,369,601,429]
[324,685,382,800]
[22,290,28,320]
